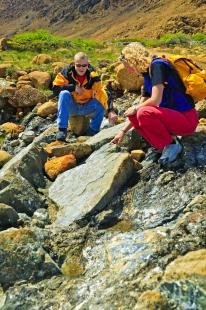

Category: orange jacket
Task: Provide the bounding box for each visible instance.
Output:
[53,64,109,110]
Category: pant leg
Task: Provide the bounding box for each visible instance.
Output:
[129,106,198,150]
[78,99,105,132]
[57,90,79,129]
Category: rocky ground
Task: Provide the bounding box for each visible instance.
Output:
[0,53,206,309]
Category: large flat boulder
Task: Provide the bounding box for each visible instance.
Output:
[87,123,125,150]
[49,144,135,228]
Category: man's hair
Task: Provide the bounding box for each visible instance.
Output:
[74,52,88,62]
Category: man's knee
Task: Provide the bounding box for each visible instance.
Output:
[59,90,72,100]
[94,99,105,112]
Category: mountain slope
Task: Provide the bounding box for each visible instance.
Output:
[0,0,205,40]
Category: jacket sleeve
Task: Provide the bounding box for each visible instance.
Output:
[92,81,109,110]
[52,72,76,96]
[106,88,114,112]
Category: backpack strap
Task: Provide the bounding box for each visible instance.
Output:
[151,57,187,93]
[148,57,195,109]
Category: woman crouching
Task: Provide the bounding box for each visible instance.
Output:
[111,43,198,165]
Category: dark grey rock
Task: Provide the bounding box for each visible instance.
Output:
[0,203,19,229]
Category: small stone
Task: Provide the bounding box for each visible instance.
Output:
[69,115,90,136]
[19,130,35,144]
[0,150,12,167]
[10,139,20,147]
[37,101,57,118]
[131,149,145,161]
[136,290,168,309]
[0,203,19,229]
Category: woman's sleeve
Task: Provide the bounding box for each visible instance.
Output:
[151,62,169,86]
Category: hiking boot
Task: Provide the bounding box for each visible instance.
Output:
[158,140,183,166]
[144,147,162,163]
[85,127,98,137]
[56,128,67,141]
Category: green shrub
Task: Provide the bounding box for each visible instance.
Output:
[192,33,206,44]
[8,29,71,51]
[5,65,19,77]
[2,30,205,73]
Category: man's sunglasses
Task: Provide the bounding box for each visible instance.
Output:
[75,64,88,68]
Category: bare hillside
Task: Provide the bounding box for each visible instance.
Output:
[0,0,205,39]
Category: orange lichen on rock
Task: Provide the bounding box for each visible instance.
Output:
[44,154,77,180]
[0,122,25,135]
[138,290,168,309]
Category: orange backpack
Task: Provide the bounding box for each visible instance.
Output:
[166,56,206,102]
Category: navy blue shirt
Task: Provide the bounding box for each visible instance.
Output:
[142,59,194,111]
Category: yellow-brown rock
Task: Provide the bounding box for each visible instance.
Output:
[16,75,32,88]
[199,118,206,125]
[61,255,84,277]
[163,249,206,281]
[197,118,206,132]
[115,62,143,91]
[18,74,30,82]
[135,290,168,310]
[132,158,143,171]
[0,122,24,135]
[44,141,65,157]
[16,80,33,89]
[45,142,92,159]
[0,150,12,167]
[69,115,90,136]
[37,101,57,117]
[9,85,46,108]
[52,62,67,74]
[77,136,88,143]
[11,70,28,80]
[32,54,52,64]
[28,71,51,89]
[44,154,77,180]
[0,37,8,51]
[131,149,145,161]
[0,85,16,97]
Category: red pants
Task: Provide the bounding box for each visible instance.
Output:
[128,106,198,150]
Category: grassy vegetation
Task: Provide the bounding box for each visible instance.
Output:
[117,32,206,47]
[0,29,120,72]
[8,29,71,51]
[0,29,205,74]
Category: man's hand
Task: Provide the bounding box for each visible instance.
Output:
[124,106,137,117]
[75,85,84,95]
[111,130,125,144]
[108,111,118,124]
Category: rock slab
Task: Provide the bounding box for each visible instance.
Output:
[49,144,135,228]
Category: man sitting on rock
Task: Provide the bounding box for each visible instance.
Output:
[53,52,117,140]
